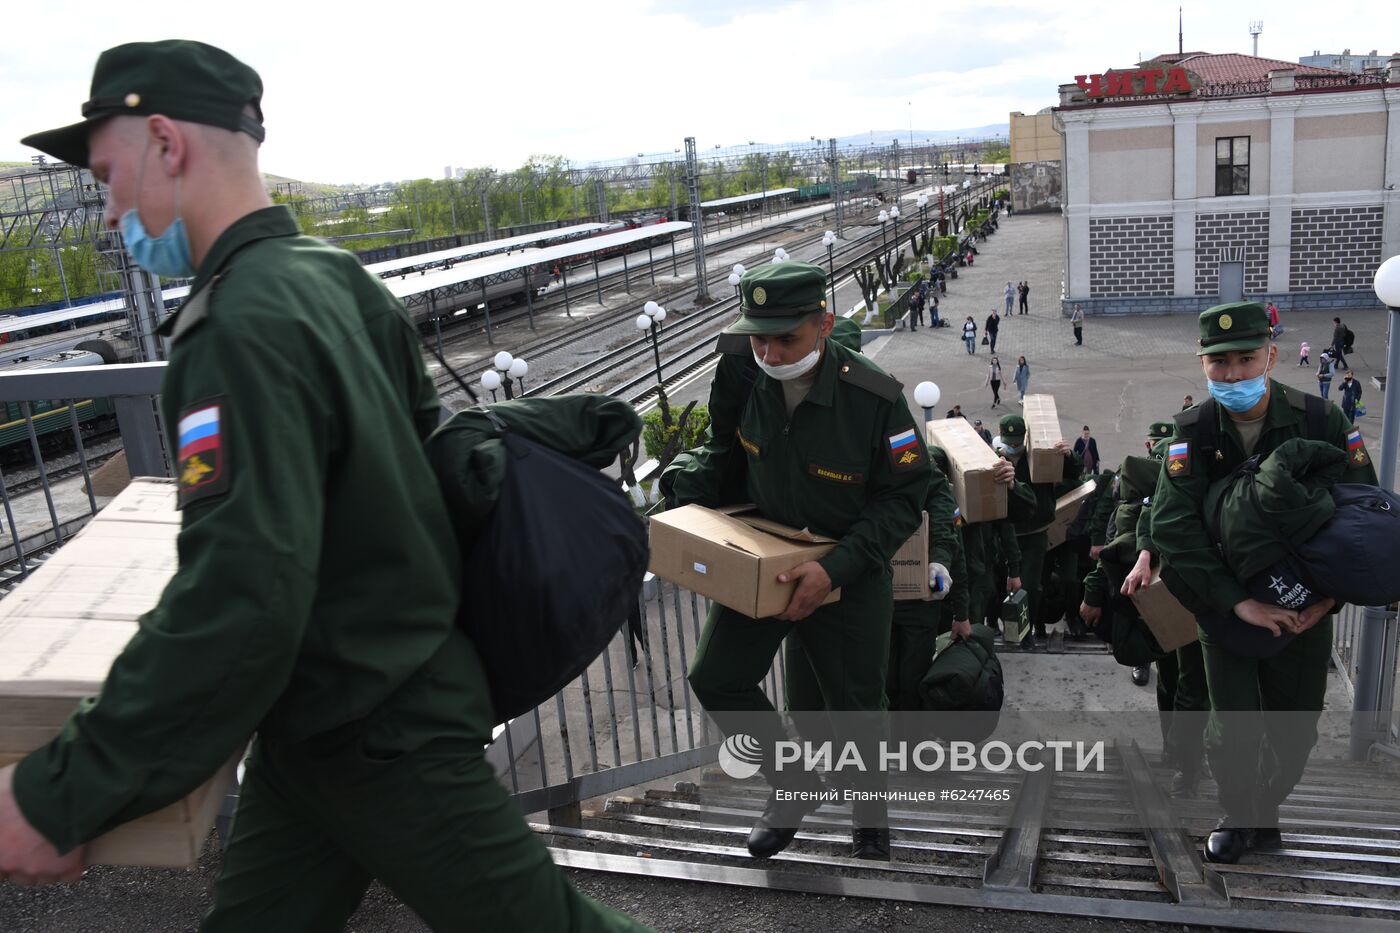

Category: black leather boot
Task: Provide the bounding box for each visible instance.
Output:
[851,827,891,861]
[747,785,826,859]
[1131,665,1150,686]
[1204,821,1254,864]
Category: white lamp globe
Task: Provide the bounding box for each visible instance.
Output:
[508,358,528,379]
[890,206,900,218]
[1375,255,1400,307]
[644,300,660,315]
[878,210,889,223]
[913,380,941,409]
[481,370,502,391]
[493,351,513,371]
[652,307,667,322]
[728,272,742,287]
[733,263,746,276]
[636,314,653,331]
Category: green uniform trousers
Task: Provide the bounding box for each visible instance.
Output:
[1154,641,1209,773]
[1198,618,1333,827]
[205,630,649,933]
[1016,530,1048,634]
[884,599,944,712]
[691,585,891,818]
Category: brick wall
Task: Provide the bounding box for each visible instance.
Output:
[1088,215,1173,296]
[1289,206,1384,291]
[1194,211,1269,296]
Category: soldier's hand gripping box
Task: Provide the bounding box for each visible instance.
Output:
[1022,394,1064,483]
[648,504,841,618]
[0,478,241,868]
[891,510,930,601]
[926,419,1007,523]
[1044,480,1099,549]
[1129,570,1199,651]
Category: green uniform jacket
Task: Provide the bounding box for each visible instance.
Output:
[731,340,931,588]
[1010,448,1084,534]
[15,207,463,852]
[1150,382,1377,617]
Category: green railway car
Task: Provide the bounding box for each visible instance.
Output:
[0,350,117,458]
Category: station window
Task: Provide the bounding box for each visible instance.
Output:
[1215,137,1249,196]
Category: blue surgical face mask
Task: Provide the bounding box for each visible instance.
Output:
[1208,367,1270,413]
[119,142,195,279]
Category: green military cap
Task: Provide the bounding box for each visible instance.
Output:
[1197,301,1270,355]
[998,413,1026,438]
[1147,420,1174,439]
[828,316,862,353]
[21,40,265,168]
[723,261,829,336]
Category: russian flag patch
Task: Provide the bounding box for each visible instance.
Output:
[176,398,229,507]
[1346,428,1370,466]
[887,427,924,471]
[1166,440,1190,477]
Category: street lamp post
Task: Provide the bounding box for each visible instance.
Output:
[489,350,525,400]
[890,205,901,249]
[637,301,668,385]
[728,263,746,301]
[1350,255,1400,759]
[877,210,889,253]
[914,381,941,426]
[822,230,837,312]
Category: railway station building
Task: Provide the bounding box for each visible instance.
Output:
[1054,51,1400,314]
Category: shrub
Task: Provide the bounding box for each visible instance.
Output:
[642,404,710,460]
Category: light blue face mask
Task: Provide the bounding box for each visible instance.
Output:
[119,142,195,279]
[1207,370,1269,413]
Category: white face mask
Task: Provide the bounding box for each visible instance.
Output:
[754,332,822,381]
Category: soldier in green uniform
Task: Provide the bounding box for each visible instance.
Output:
[1124,420,1210,794]
[995,414,1083,641]
[1150,302,1377,864]
[0,41,651,932]
[679,262,931,862]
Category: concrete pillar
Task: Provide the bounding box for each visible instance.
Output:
[1383,88,1400,263]
[1061,116,1092,299]
[1171,103,1203,296]
[1266,98,1300,293]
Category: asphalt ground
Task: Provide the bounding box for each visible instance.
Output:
[0,210,1388,931]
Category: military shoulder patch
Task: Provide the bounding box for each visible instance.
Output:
[887,427,925,471]
[1345,427,1370,467]
[177,398,230,508]
[1165,439,1191,478]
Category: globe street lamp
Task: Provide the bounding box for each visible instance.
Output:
[729,263,746,300]
[877,210,889,253]
[508,357,528,396]
[492,350,523,399]
[637,301,668,385]
[822,230,838,311]
[771,248,789,264]
[481,369,502,402]
[890,204,901,247]
[1350,254,1400,760]
[914,381,941,425]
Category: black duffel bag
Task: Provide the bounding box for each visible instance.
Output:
[424,356,648,724]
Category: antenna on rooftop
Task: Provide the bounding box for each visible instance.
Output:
[1249,20,1263,57]
[1178,7,1183,56]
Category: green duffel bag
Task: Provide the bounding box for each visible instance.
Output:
[919,624,1004,742]
[1110,610,1167,668]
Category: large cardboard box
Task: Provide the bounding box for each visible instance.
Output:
[1023,394,1064,484]
[1044,480,1099,549]
[927,419,1006,523]
[648,504,841,618]
[891,511,930,601]
[1130,571,1199,651]
[0,478,241,868]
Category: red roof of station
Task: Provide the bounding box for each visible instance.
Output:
[1143,52,1348,85]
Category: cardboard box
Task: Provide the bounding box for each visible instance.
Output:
[1023,394,1064,484]
[1044,480,1099,549]
[0,478,241,867]
[648,504,840,618]
[1130,571,1199,651]
[927,419,1007,523]
[891,511,930,601]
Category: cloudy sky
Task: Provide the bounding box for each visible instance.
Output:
[2,0,1389,184]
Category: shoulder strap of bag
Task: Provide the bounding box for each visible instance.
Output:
[1304,392,1328,443]
[416,332,508,435]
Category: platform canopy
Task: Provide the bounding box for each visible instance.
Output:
[366,222,610,277]
[385,222,690,299]
[700,188,797,209]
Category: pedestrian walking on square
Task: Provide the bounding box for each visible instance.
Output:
[910,289,925,331]
[1317,351,1335,400]
[963,316,978,354]
[930,292,941,328]
[1014,355,1030,402]
[1004,282,1014,316]
[985,308,1001,353]
[1339,370,1363,423]
[1073,426,1100,475]
[1018,281,1029,314]
[1071,303,1085,346]
[1330,317,1350,369]
[986,356,1003,407]
[1299,341,1310,366]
